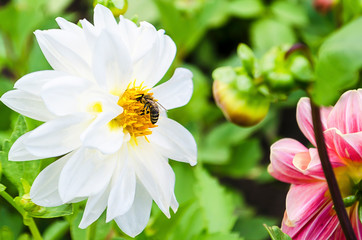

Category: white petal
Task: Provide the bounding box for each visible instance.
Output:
[92,30,132,91]
[30,153,72,207]
[14,70,69,95]
[94,4,118,30]
[80,19,98,50]
[148,117,197,166]
[118,19,157,63]
[9,132,42,161]
[58,148,116,203]
[41,75,92,116]
[131,141,175,217]
[24,113,89,158]
[1,90,55,121]
[79,187,109,229]
[35,29,91,79]
[170,192,179,213]
[114,182,152,238]
[81,112,124,154]
[152,68,193,110]
[56,17,82,33]
[106,148,136,222]
[132,30,176,88]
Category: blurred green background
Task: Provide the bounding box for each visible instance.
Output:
[0,0,354,239]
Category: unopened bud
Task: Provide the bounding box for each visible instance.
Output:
[213,67,270,127]
[313,0,337,14]
[289,55,314,82]
[94,0,128,17]
[237,43,256,77]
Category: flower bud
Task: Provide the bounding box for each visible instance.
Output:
[94,0,128,17]
[213,67,270,127]
[289,55,314,82]
[237,43,257,77]
[313,0,337,14]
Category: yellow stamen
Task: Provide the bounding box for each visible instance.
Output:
[109,82,157,144]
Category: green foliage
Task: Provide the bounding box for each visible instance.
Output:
[0,116,40,195]
[1,0,361,239]
[313,17,362,105]
[264,225,292,240]
[43,221,69,240]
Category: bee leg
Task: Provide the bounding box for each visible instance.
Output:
[140,109,145,116]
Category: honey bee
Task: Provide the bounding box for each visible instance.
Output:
[136,94,165,124]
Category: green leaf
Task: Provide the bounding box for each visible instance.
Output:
[227,0,264,19]
[70,211,87,240]
[263,225,292,240]
[196,232,244,240]
[151,200,205,240]
[0,226,14,240]
[211,139,262,178]
[251,18,296,56]
[313,17,362,105]
[94,212,112,240]
[194,167,238,233]
[155,0,227,55]
[43,221,70,240]
[29,204,73,218]
[270,1,308,27]
[234,217,277,240]
[0,115,41,195]
[0,184,5,192]
[0,206,23,239]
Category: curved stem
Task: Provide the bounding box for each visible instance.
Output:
[0,188,43,240]
[310,101,357,240]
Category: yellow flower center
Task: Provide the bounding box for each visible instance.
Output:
[334,162,362,198]
[109,82,158,143]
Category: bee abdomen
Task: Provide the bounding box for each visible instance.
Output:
[150,108,159,124]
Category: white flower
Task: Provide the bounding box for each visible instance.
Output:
[0,4,197,237]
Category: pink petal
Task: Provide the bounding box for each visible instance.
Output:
[303,201,339,239]
[285,182,328,229]
[296,98,332,147]
[269,139,321,184]
[324,129,362,162]
[283,200,339,239]
[350,203,362,239]
[327,89,362,134]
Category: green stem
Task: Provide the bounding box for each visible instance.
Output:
[310,101,357,240]
[0,188,25,215]
[0,189,43,240]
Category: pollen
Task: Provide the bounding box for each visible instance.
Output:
[110,81,157,143]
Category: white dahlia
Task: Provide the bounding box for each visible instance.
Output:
[1,4,197,237]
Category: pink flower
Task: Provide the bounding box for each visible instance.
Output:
[268,89,362,239]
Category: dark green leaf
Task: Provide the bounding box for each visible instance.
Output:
[263,225,292,240]
[313,17,362,105]
[43,221,70,240]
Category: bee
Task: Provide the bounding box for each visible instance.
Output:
[136,94,165,124]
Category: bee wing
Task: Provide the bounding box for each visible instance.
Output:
[156,101,167,111]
